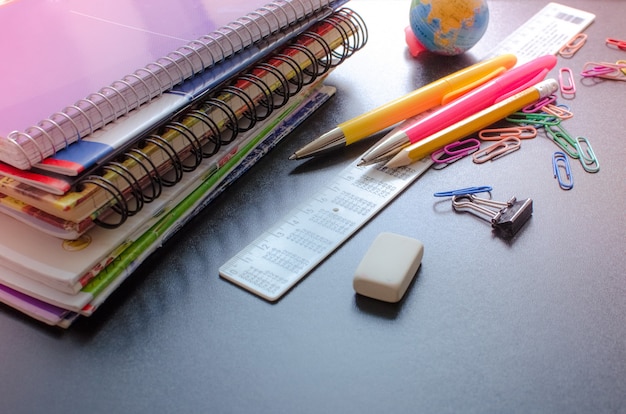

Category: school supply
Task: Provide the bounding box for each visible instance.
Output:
[0,0,347,172]
[359,55,556,165]
[0,9,367,234]
[289,54,517,160]
[552,151,574,190]
[0,82,337,326]
[481,2,595,65]
[385,79,559,168]
[219,157,434,301]
[451,193,534,238]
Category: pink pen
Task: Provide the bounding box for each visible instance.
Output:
[359,54,557,165]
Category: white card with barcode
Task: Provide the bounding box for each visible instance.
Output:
[483,2,595,64]
[219,158,433,301]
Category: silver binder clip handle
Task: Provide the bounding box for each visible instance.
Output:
[452,194,533,238]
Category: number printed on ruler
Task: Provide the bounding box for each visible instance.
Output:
[483,2,595,64]
[219,157,433,301]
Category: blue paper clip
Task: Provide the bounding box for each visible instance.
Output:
[575,136,600,173]
[552,151,574,190]
[434,185,493,197]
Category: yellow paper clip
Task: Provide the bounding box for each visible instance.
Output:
[472,136,521,164]
[575,136,600,173]
[479,126,537,141]
[618,60,626,76]
[559,33,587,58]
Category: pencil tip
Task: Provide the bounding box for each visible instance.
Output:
[288,154,297,160]
[384,160,398,169]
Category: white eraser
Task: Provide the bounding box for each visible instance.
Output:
[353,232,424,303]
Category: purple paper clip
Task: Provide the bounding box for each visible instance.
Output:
[581,61,626,81]
[431,138,480,168]
[522,94,556,113]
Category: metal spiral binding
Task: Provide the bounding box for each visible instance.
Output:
[75,8,367,229]
[5,0,341,170]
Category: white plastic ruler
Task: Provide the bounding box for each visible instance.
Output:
[482,2,595,64]
[219,158,433,301]
[219,2,596,301]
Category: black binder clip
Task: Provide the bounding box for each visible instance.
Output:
[451,194,533,238]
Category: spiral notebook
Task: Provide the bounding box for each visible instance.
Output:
[0,7,366,231]
[0,80,333,297]
[0,0,345,172]
[0,83,337,326]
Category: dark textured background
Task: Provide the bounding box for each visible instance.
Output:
[2,1,625,413]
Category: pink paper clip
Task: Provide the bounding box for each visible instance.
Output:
[559,33,587,58]
[559,67,576,95]
[522,94,556,113]
[479,126,537,141]
[431,138,480,168]
[606,37,626,51]
[542,104,574,120]
[472,136,521,164]
[581,61,626,81]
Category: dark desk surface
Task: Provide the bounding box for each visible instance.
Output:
[2,1,625,413]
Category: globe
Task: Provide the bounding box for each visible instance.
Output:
[408,0,489,56]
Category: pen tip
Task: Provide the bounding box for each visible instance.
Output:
[288,154,297,160]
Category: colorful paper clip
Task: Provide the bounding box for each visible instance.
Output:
[433,185,492,197]
[552,151,574,190]
[574,136,600,173]
[451,193,533,238]
[559,33,588,58]
[472,136,521,164]
[522,94,557,113]
[506,112,560,127]
[541,103,574,120]
[581,61,626,81]
[479,126,537,140]
[431,137,480,169]
[559,67,576,95]
[606,37,626,51]
[545,123,579,158]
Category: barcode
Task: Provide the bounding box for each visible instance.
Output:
[555,12,584,25]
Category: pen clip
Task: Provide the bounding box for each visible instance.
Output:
[494,68,550,103]
[441,66,507,105]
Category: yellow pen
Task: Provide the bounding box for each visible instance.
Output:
[289,53,517,160]
[384,78,559,169]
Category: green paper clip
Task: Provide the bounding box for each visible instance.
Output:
[575,136,600,173]
[505,112,561,127]
[545,123,579,158]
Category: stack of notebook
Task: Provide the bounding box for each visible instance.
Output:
[0,0,367,327]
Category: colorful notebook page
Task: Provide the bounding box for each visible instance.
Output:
[0,12,361,223]
[0,0,345,171]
